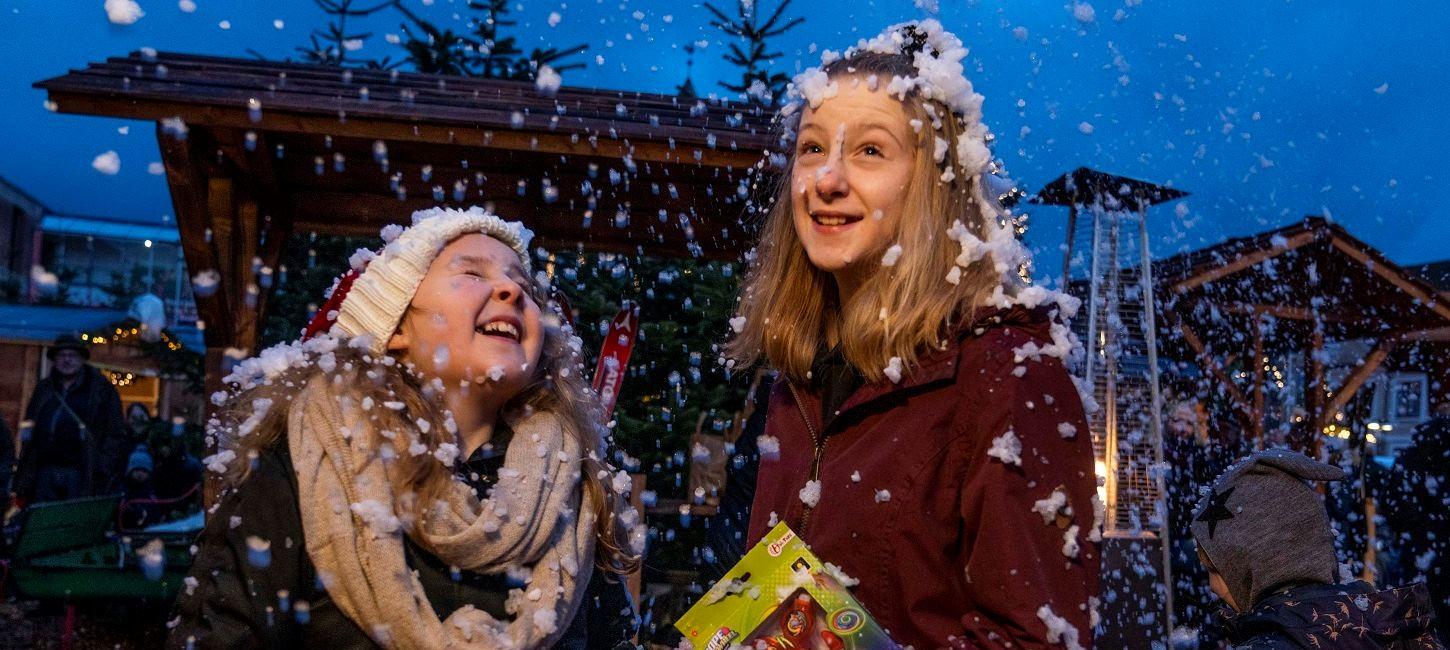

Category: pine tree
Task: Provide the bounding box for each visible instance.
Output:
[392,1,474,76]
[293,0,399,68]
[390,0,587,81]
[704,0,803,105]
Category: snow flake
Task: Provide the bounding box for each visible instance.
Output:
[245,535,272,568]
[1057,422,1078,439]
[611,470,633,496]
[433,442,459,467]
[851,470,861,482]
[880,244,903,267]
[987,430,1022,466]
[350,500,401,535]
[757,434,781,460]
[874,489,891,503]
[729,316,747,333]
[535,65,562,96]
[799,479,822,508]
[883,356,904,383]
[1037,604,1084,650]
[105,0,145,25]
[92,151,121,175]
[533,609,558,635]
[1062,525,1081,559]
[1032,488,1068,524]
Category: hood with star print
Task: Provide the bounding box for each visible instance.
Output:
[1191,448,1346,611]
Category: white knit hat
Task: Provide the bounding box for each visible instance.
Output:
[325,206,534,354]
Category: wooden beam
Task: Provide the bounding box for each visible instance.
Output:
[1316,337,1397,432]
[1401,327,1450,342]
[1218,302,1356,324]
[1303,324,1326,454]
[1329,235,1450,323]
[1171,228,1323,294]
[1251,315,1266,445]
[1176,319,1255,430]
[157,125,233,349]
[46,91,768,170]
[206,176,238,342]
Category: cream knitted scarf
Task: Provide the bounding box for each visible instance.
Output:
[287,377,596,649]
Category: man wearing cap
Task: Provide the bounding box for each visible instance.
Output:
[10,334,128,508]
[1192,449,1444,648]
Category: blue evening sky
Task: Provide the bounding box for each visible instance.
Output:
[0,0,1446,269]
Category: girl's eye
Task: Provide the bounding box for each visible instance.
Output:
[800,143,824,155]
[863,145,882,157]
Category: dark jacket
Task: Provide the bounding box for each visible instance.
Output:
[1381,414,1450,641]
[14,365,127,501]
[747,307,1101,649]
[167,438,636,649]
[1219,581,1445,649]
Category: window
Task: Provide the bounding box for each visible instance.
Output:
[1393,377,1425,420]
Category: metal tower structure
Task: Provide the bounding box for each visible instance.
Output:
[1032,167,1188,645]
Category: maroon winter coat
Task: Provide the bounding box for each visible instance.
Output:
[747,307,1101,649]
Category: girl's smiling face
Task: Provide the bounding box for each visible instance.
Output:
[790,79,919,292]
[389,234,544,400]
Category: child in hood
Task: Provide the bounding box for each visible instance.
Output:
[1192,449,1444,649]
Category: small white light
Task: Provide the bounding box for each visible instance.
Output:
[144,239,153,248]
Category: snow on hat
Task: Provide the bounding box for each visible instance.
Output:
[312,206,534,354]
[1191,448,1346,610]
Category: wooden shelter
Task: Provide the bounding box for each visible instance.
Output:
[35,51,777,392]
[1154,216,1450,447]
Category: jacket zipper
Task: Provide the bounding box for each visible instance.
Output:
[785,380,828,534]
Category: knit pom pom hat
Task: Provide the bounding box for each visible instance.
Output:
[306,206,534,354]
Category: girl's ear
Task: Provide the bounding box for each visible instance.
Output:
[387,325,410,352]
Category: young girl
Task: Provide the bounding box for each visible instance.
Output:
[169,207,641,649]
[727,21,1101,649]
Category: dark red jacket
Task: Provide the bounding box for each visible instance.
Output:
[747,307,1100,649]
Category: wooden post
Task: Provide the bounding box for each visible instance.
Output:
[1251,315,1266,447]
[1303,322,1326,456]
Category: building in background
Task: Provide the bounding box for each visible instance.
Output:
[0,174,202,438]
[0,175,45,302]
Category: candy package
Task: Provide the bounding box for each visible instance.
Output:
[675,523,898,650]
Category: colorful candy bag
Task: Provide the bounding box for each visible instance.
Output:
[675,523,899,650]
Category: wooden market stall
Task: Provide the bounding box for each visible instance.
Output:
[1153,216,1450,450]
[35,51,776,400]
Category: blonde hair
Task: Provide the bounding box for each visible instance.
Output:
[727,52,1006,383]
[215,270,638,575]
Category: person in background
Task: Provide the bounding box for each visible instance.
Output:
[11,334,127,507]
[118,443,159,529]
[0,417,13,504]
[1193,449,1444,649]
[126,402,155,441]
[148,419,204,515]
[1381,393,1450,643]
[1164,399,1222,643]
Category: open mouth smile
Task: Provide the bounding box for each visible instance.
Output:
[475,316,522,342]
[811,211,864,227]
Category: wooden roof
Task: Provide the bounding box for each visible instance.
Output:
[1154,216,1450,352]
[35,51,777,257]
[35,51,779,351]
[1030,167,1188,211]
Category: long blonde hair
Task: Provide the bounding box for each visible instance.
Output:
[727,52,1007,383]
[213,275,638,575]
